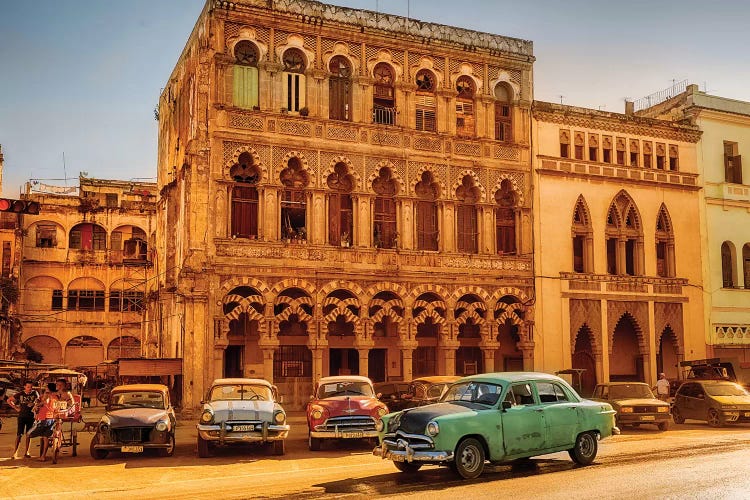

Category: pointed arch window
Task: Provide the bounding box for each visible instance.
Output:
[743,244,750,289]
[70,223,106,251]
[373,63,395,125]
[456,76,476,137]
[373,167,398,249]
[233,40,259,109]
[329,56,352,121]
[456,176,479,253]
[495,180,517,255]
[605,191,644,276]
[327,162,354,246]
[721,242,736,288]
[494,82,513,142]
[415,70,436,132]
[230,152,260,239]
[415,171,439,251]
[282,48,306,112]
[280,157,309,240]
[572,196,593,273]
[655,205,676,277]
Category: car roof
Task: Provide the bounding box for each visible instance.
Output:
[596,382,649,386]
[210,378,273,387]
[318,375,373,384]
[412,376,461,384]
[458,372,566,384]
[112,384,169,393]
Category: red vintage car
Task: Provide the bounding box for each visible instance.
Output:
[306,375,388,451]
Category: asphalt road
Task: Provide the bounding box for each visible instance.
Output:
[1,412,749,500]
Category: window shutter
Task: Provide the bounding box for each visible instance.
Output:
[111,231,122,251]
[233,65,258,109]
[329,194,341,245]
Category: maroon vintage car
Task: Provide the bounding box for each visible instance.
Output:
[306,375,388,451]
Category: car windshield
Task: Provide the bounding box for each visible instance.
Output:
[317,381,374,399]
[703,383,749,397]
[209,384,273,402]
[440,382,503,406]
[110,391,165,409]
[608,384,654,399]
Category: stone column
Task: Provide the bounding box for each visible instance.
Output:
[481,342,498,373]
[398,339,417,382]
[617,238,627,275]
[261,347,277,384]
[357,348,370,378]
[518,340,535,371]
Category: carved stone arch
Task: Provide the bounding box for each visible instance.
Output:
[412,292,448,325]
[322,289,361,325]
[225,146,268,184]
[322,156,362,193]
[322,44,359,75]
[451,286,491,305]
[275,34,315,71]
[607,301,649,355]
[366,160,404,196]
[569,299,602,354]
[70,220,109,235]
[409,164,446,199]
[610,189,642,232]
[226,28,268,63]
[220,276,272,303]
[656,203,674,235]
[654,302,684,355]
[494,296,525,326]
[490,71,521,101]
[368,289,405,325]
[270,278,316,298]
[364,281,409,305]
[222,287,265,322]
[449,64,483,93]
[408,284,450,305]
[572,194,592,229]
[492,173,525,206]
[490,287,530,305]
[317,280,366,301]
[367,50,403,80]
[454,294,488,326]
[276,150,312,184]
[411,60,442,88]
[451,169,486,203]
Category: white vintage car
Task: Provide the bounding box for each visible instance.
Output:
[196,378,289,457]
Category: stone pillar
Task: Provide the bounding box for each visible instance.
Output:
[261,347,277,384]
[399,339,417,382]
[357,348,370,378]
[441,343,459,376]
[311,348,325,384]
[518,340,535,371]
[617,238,627,275]
[481,343,498,373]
[584,234,595,273]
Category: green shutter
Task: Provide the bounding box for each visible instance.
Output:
[233,65,259,109]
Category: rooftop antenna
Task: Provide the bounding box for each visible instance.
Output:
[62,152,67,188]
[558,95,565,105]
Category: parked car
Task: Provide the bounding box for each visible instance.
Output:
[409,376,460,408]
[90,384,176,459]
[307,375,389,451]
[671,380,750,427]
[590,382,670,431]
[196,378,289,457]
[374,382,412,412]
[374,372,618,479]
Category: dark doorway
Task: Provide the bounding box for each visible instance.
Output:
[224,345,244,378]
[610,314,644,382]
[572,325,597,396]
[456,347,483,376]
[330,348,359,376]
[368,349,387,382]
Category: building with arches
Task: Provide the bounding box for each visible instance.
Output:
[153,0,536,409]
[14,177,157,368]
[532,101,706,395]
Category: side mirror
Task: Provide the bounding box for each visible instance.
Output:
[697,393,705,399]
[501,401,512,411]
[278,395,285,404]
[309,395,315,401]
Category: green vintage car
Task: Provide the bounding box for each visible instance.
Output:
[373,372,619,479]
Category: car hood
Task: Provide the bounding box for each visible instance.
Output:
[612,398,668,407]
[206,400,278,421]
[106,408,168,427]
[314,396,381,415]
[393,402,476,434]
[711,395,750,405]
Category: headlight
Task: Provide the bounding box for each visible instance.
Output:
[377,406,388,418]
[200,410,214,424]
[620,407,633,413]
[311,409,323,420]
[426,421,439,437]
[375,419,384,432]
[99,416,110,433]
[274,411,286,424]
[155,420,168,432]
[657,406,669,413]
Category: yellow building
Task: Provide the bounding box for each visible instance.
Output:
[153,0,536,409]
[0,145,24,359]
[638,84,750,368]
[532,101,705,394]
[16,177,157,367]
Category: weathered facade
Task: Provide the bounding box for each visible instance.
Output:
[17,178,157,367]
[0,145,23,359]
[153,0,536,409]
[532,101,706,395]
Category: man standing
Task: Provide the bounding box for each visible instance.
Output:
[655,372,670,402]
[7,381,39,459]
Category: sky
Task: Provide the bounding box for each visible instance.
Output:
[1,0,749,197]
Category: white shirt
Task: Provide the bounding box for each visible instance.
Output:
[655,378,670,395]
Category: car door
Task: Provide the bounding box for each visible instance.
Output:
[501,382,547,456]
[535,381,580,449]
[678,383,698,419]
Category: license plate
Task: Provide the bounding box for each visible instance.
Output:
[392,453,405,462]
[232,425,254,432]
[342,431,364,439]
[640,416,656,421]
[121,446,144,453]
[745,413,750,417]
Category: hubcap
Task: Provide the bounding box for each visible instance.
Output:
[708,410,719,426]
[579,434,594,457]
[461,445,480,472]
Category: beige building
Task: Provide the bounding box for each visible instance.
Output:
[532,101,706,394]
[153,0,536,409]
[639,85,750,369]
[17,177,157,367]
[0,145,24,359]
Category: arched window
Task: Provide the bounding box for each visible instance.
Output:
[655,205,676,277]
[233,40,259,109]
[415,69,436,132]
[282,48,306,112]
[572,195,593,273]
[415,171,439,251]
[455,175,479,253]
[69,223,106,250]
[605,191,643,276]
[495,180,517,255]
[111,225,148,262]
[329,56,352,121]
[456,76,476,137]
[494,83,513,142]
[327,162,354,246]
[373,62,395,125]
[231,152,260,239]
[743,244,750,289]
[721,241,736,288]
[372,167,398,249]
[280,157,309,241]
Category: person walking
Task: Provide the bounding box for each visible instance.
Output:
[7,381,39,459]
[29,386,57,462]
[655,372,671,402]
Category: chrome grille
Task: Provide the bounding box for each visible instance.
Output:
[113,427,151,443]
[383,430,434,450]
[633,406,660,413]
[319,416,376,432]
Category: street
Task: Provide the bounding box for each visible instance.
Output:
[1,413,750,499]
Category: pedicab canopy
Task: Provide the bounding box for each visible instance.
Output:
[117,358,182,377]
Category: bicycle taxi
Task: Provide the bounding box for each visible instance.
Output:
[37,369,86,463]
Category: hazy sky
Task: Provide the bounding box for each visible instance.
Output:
[1,0,748,196]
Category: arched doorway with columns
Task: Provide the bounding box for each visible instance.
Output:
[454,294,487,376]
[368,290,405,382]
[609,313,646,382]
[222,286,266,379]
[572,324,597,396]
[274,287,314,409]
[657,326,681,379]
[494,295,525,371]
[412,292,446,377]
[323,289,362,377]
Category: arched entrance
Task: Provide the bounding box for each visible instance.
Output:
[495,320,522,371]
[368,290,404,382]
[324,289,360,376]
[24,335,62,364]
[455,294,486,376]
[223,286,265,378]
[107,336,141,360]
[610,314,644,382]
[65,335,104,368]
[412,292,446,377]
[572,324,597,396]
[657,326,680,379]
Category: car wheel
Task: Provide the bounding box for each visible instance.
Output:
[707,408,723,428]
[658,421,669,431]
[451,438,485,479]
[90,433,108,460]
[197,435,212,458]
[308,434,322,451]
[672,407,685,424]
[394,461,422,473]
[568,432,598,466]
[158,433,176,457]
[271,440,285,456]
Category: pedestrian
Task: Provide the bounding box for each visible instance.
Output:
[655,372,670,402]
[29,388,57,462]
[7,381,39,459]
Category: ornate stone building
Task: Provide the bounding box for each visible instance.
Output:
[16,178,157,367]
[532,101,706,394]
[152,0,535,408]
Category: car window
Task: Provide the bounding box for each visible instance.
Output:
[316,381,374,399]
[704,382,749,397]
[110,391,165,409]
[536,382,572,404]
[209,384,273,402]
[609,384,654,399]
[508,383,536,406]
[426,384,445,399]
[441,381,503,406]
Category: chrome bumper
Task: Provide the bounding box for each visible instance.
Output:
[612,426,621,435]
[197,422,289,444]
[310,429,379,439]
[373,442,453,463]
